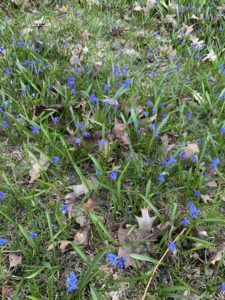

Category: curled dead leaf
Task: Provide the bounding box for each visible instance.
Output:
[112,123,129,146]
[29,153,50,183]
[144,0,155,14]
[58,5,68,14]
[135,208,156,233]
[183,143,199,160]
[47,240,71,253]
[202,49,217,62]
[75,225,92,245]
[9,253,22,268]
[2,285,14,300]
[83,198,99,211]
[210,243,225,265]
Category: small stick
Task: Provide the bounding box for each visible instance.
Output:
[141,228,186,300]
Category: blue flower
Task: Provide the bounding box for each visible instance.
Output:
[157,173,165,182]
[104,85,110,92]
[0,191,6,200]
[1,120,9,128]
[31,125,40,135]
[210,158,220,169]
[117,256,126,269]
[221,283,225,292]
[52,117,59,124]
[188,203,200,219]
[74,137,82,146]
[123,78,132,89]
[168,242,177,253]
[220,127,225,134]
[66,272,79,293]
[53,156,60,164]
[106,253,117,265]
[180,219,190,227]
[83,131,90,138]
[109,169,118,182]
[194,190,200,197]
[89,93,99,104]
[67,76,75,87]
[99,139,105,147]
[18,41,25,47]
[70,88,76,95]
[60,204,68,213]
[187,112,192,118]
[195,53,202,61]
[29,232,37,239]
[0,45,5,52]
[190,155,197,163]
[0,238,9,246]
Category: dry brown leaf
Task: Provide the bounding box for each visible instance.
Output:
[193,91,203,104]
[133,2,143,12]
[161,135,175,155]
[135,208,156,233]
[183,143,199,160]
[2,285,14,300]
[184,25,194,35]
[59,240,72,253]
[210,243,225,265]
[164,14,178,28]
[47,240,71,253]
[83,198,99,211]
[58,5,68,14]
[75,225,92,245]
[183,290,198,300]
[144,0,155,14]
[76,215,88,227]
[189,36,205,48]
[218,5,225,12]
[112,123,129,146]
[9,253,22,268]
[203,49,217,62]
[200,194,212,204]
[65,183,89,201]
[82,30,90,42]
[205,181,217,189]
[29,153,50,183]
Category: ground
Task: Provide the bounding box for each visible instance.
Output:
[0,0,225,299]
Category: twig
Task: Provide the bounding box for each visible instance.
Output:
[141,228,186,300]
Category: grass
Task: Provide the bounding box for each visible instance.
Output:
[0,0,225,299]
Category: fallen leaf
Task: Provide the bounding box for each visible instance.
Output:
[29,153,50,183]
[59,240,72,253]
[218,5,225,12]
[189,36,205,49]
[9,253,22,268]
[183,290,198,300]
[2,285,14,300]
[184,25,194,35]
[203,49,217,62]
[123,48,140,57]
[161,135,175,155]
[82,30,90,42]
[111,26,125,37]
[133,2,143,12]
[183,143,199,160]
[47,240,71,253]
[210,243,225,265]
[193,91,203,104]
[83,198,99,211]
[112,123,129,146]
[200,194,213,204]
[135,208,156,233]
[205,181,217,189]
[34,104,63,116]
[65,183,89,200]
[76,215,88,227]
[75,225,92,245]
[117,208,159,267]
[164,14,178,29]
[144,0,155,14]
[58,5,68,14]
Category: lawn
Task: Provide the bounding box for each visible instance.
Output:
[0,0,225,299]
